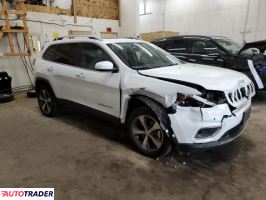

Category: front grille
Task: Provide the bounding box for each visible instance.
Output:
[226,82,255,108]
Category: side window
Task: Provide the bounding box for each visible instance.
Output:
[192,40,220,55]
[43,45,57,61]
[77,43,113,70]
[166,39,189,53]
[53,43,78,66]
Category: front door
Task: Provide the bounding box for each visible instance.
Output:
[190,39,225,67]
[74,42,120,117]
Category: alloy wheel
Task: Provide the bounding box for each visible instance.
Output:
[132,115,164,152]
[39,90,52,115]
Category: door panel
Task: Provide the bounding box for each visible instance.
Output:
[166,39,191,62]
[190,39,225,67]
[74,69,120,116]
[75,43,120,117]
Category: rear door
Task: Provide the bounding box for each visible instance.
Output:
[190,39,225,67]
[42,42,82,101]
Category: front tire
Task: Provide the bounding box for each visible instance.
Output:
[127,106,171,157]
[37,86,58,117]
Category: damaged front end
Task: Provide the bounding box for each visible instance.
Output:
[168,83,255,149]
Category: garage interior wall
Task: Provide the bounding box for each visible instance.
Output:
[140,0,266,44]
[120,0,140,37]
[0,12,119,90]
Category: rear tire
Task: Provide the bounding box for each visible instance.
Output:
[127,106,171,158]
[37,85,58,117]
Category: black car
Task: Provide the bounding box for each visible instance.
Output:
[152,35,266,97]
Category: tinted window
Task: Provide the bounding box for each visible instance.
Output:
[43,43,78,66]
[166,39,189,53]
[192,40,220,54]
[54,43,78,65]
[77,43,113,70]
[43,45,57,61]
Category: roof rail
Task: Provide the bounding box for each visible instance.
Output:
[53,35,102,41]
[123,37,141,40]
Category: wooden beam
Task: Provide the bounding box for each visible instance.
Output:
[22,14,30,50]
[3,28,28,33]
[0,31,4,40]
[7,10,26,15]
[3,52,31,56]
[0,8,5,16]
[72,0,77,24]
[4,11,15,53]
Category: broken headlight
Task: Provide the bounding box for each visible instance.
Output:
[176,91,227,107]
[176,93,204,107]
[203,90,227,104]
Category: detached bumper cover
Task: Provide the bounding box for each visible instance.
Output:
[169,99,252,149]
[179,107,250,149]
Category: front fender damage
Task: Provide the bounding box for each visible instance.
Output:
[134,96,172,138]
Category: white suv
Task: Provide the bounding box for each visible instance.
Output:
[34,36,255,157]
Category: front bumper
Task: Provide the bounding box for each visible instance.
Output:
[168,99,251,149]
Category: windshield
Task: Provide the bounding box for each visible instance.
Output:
[107,42,180,70]
[212,38,242,55]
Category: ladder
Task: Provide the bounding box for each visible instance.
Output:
[0,0,31,56]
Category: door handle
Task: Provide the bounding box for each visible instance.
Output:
[47,67,54,72]
[76,73,86,79]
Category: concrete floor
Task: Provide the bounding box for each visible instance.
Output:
[0,92,266,200]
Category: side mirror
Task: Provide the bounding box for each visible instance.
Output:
[95,61,117,72]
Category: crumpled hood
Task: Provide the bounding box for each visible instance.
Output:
[239,40,266,54]
[139,64,251,92]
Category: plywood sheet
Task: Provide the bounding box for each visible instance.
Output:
[140,31,179,42]
[17,0,119,20]
[76,0,119,20]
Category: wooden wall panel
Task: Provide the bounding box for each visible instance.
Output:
[76,0,119,20]
[17,0,119,20]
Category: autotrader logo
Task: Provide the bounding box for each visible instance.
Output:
[0,188,54,200]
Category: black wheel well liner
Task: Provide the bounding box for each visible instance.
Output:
[126,95,173,137]
[35,78,55,95]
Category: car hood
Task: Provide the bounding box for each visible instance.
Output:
[239,40,266,54]
[139,64,251,92]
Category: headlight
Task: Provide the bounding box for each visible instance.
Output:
[176,93,220,107]
[176,93,204,107]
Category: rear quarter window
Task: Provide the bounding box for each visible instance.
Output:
[43,45,57,61]
[43,43,78,66]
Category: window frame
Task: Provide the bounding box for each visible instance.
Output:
[42,42,79,67]
[191,39,223,56]
[42,42,119,72]
[75,42,119,71]
[166,39,191,54]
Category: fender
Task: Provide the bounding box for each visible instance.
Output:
[134,95,173,138]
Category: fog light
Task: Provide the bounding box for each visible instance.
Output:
[196,128,220,139]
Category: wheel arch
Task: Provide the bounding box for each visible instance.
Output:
[35,78,54,94]
[125,95,173,137]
